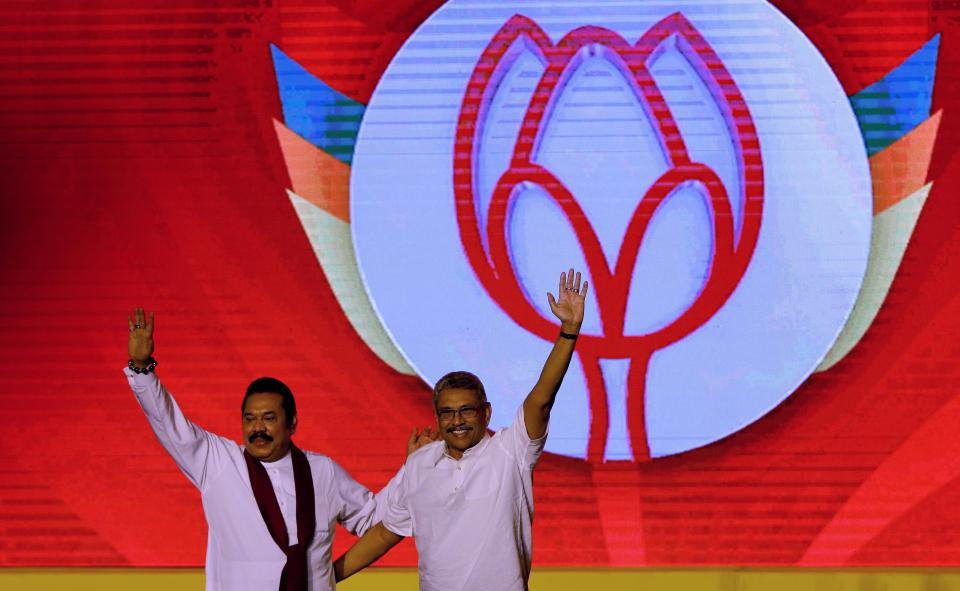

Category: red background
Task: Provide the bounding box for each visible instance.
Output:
[1,0,959,566]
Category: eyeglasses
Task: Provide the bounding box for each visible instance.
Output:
[437,404,486,422]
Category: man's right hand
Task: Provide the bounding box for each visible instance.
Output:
[128,307,155,367]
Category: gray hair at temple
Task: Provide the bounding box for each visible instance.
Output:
[432,371,488,409]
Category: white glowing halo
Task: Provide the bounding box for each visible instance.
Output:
[350,0,872,460]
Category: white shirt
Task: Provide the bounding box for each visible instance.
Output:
[382,406,546,591]
[125,368,389,591]
[261,452,300,545]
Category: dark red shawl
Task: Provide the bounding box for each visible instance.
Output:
[244,445,316,591]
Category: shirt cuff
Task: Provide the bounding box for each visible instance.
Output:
[123,365,159,387]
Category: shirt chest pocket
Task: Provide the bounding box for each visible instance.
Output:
[313,502,336,539]
[310,522,334,556]
[463,461,506,501]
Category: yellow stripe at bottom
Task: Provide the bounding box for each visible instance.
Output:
[3,568,960,590]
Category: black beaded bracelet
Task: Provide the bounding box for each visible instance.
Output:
[128,357,158,374]
[559,331,579,340]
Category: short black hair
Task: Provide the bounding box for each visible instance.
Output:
[241,377,297,427]
[432,371,487,410]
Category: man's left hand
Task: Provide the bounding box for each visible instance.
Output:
[547,268,588,332]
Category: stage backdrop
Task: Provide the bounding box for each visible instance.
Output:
[2,0,960,568]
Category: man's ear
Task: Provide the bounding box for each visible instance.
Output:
[483,403,492,426]
[290,414,298,434]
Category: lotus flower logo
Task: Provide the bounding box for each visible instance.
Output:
[273,0,894,461]
[453,13,763,461]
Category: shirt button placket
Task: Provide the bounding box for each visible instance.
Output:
[453,463,464,493]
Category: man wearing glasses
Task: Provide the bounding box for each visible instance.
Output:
[335,268,588,591]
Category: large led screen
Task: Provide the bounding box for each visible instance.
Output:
[2,0,959,568]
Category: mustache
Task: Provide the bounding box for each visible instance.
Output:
[249,432,274,443]
[447,424,473,433]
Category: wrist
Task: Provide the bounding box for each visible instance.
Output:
[560,322,581,335]
[128,357,158,374]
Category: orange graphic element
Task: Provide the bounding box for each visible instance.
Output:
[870,110,941,214]
[273,119,351,223]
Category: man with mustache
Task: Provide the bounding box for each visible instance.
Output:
[124,307,421,591]
[334,268,588,590]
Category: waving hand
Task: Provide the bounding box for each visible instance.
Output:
[547,268,588,332]
[128,307,155,367]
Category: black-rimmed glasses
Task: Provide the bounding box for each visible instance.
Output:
[437,404,486,422]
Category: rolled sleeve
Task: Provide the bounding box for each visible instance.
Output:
[508,405,547,470]
[380,466,412,537]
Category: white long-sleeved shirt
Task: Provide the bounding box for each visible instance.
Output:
[125,368,388,590]
[381,405,546,591]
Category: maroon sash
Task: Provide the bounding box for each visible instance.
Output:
[244,445,316,591]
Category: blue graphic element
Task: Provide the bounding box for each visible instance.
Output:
[270,44,366,164]
[850,34,940,156]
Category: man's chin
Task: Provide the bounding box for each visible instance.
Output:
[245,443,274,459]
[443,432,480,452]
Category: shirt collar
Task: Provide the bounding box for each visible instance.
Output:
[259,449,292,466]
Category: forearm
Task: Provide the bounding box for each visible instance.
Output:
[126,369,199,435]
[334,522,403,581]
[533,330,579,400]
[125,368,212,488]
[126,368,171,421]
[524,322,580,437]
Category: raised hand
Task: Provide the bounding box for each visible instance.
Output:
[406,426,440,456]
[547,268,588,333]
[128,307,155,365]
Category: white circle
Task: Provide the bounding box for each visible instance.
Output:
[350,0,872,460]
